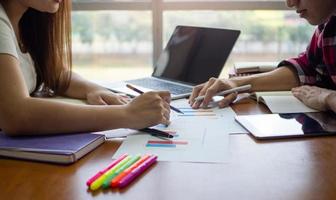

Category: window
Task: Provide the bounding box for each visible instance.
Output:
[72,0,314,80]
[72,11,152,81]
[163,11,314,77]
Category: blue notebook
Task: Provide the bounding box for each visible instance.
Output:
[0,131,105,164]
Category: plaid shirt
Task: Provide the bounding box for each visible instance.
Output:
[279,15,336,89]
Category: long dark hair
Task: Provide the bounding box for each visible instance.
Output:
[19,1,72,95]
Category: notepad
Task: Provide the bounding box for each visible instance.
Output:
[0,131,105,164]
[250,91,318,113]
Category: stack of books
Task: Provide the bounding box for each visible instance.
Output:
[229,61,278,78]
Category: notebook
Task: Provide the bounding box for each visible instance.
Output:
[250,91,318,113]
[101,25,240,99]
[234,61,278,74]
[0,131,105,164]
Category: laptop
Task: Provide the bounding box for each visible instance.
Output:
[102,25,240,99]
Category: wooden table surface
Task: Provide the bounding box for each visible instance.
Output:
[1,100,336,200]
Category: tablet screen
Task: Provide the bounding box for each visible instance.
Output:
[235,112,336,139]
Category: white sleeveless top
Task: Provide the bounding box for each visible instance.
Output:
[0,3,37,94]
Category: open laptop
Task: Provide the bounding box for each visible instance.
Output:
[102,25,240,99]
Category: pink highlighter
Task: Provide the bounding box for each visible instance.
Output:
[86,153,128,187]
[117,155,158,188]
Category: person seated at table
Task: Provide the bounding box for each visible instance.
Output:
[189,0,336,113]
[0,0,171,136]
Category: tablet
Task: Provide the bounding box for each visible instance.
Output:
[235,112,336,139]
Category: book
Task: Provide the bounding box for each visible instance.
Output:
[228,67,260,78]
[250,91,318,114]
[0,132,105,164]
[234,62,278,74]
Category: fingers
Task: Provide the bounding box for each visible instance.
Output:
[201,80,223,106]
[160,94,171,125]
[191,78,232,109]
[189,83,205,104]
[190,78,218,109]
[157,91,171,103]
[145,91,171,126]
[116,94,131,104]
[160,103,171,126]
[88,96,108,105]
[217,92,238,108]
[101,94,128,105]
[292,86,309,101]
[87,90,131,105]
[117,94,132,103]
[101,95,122,105]
[197,78,217,100]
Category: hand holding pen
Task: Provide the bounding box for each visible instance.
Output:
[123,85,176,138]
[189,78,252,109]
[124,86,172,128]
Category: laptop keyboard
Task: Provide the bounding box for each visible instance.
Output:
[127,78,192,95]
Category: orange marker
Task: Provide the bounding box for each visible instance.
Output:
[110,154,151,188]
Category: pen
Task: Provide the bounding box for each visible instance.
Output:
[102,155,141,189]
[126,84,184,114]
[86,153,128,187]
[89,155,131,191]
[194,84,252,101]
[117,155,158,188]
[140,127,174,138]
[110,155,151,188]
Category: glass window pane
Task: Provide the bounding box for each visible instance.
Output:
[72,11,152,81]
[73,0,151,2]
[164,0,281,1]
[164,11,314,78]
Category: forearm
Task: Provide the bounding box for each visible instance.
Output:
[62,71,108,99]
[326,92,336,112]
[230,66,300,92]
[1,97,129,135]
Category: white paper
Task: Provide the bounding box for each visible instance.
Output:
[97,129,140,139]
[261,96,318,113]
[113,99,248,163]
[170,99,247,134]
[113,125,229,163]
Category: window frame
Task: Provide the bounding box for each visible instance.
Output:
[72,0,292,63]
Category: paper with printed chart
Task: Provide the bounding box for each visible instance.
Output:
[113,99,247,163]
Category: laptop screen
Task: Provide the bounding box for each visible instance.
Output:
[152,26,240,85]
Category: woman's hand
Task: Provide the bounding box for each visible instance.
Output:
[292,86,335,111]
[124,91,171,129]
[189,77,238,109]
[86,89,131,105]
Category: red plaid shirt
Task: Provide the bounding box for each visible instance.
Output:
[279,15,336,89]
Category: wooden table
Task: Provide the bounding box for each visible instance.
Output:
[1,99,336,200]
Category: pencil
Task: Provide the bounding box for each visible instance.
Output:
[126,84,184,114]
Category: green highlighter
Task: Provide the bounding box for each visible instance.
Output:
[90,155,132,191]
[102,155,141,189]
